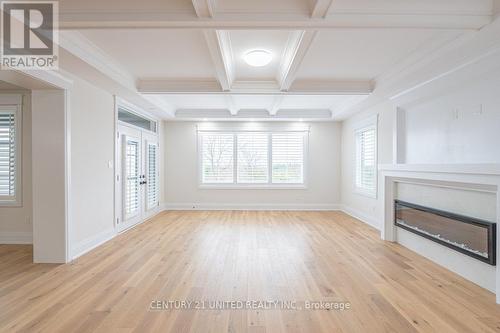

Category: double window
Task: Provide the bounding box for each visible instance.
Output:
[199,131,307,187]
[355,119,377,197]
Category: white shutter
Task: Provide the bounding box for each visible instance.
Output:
[356,127,376,194]
[146,142,158,210]
[272,132,304,184]
[124,137,140,218]
[201,133,234,183]
[237,133,269,183]
[0,111,16,197]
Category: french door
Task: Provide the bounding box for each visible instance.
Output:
[116,125,159,232]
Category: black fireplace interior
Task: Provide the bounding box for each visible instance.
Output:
[395,200,496,265]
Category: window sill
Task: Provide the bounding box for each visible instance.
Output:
[199,184,307,190]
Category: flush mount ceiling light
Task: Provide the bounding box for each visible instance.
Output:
[243,50,273,67]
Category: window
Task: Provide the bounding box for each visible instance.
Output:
[0,104,21,206]
[237,133,268,183]
[272,133,304,184]
[118,107,157,133]
[199,130,307,187]
[355,122,377,197]
[201,133,234,183]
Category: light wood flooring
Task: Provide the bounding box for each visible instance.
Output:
[1,211,500,332]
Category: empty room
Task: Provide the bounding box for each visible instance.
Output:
[1,0,500,332]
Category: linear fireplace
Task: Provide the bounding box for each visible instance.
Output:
[395,200,496,265]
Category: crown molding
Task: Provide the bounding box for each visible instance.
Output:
[58,30,136,91]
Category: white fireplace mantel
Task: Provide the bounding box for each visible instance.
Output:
[379,163,500,304]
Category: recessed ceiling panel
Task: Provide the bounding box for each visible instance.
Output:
[80,29,216,79]
[229,30,292,81]
[296,29,440,80]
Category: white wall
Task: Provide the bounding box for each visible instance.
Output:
[32,90,68,263]
[68,76,115,258]
[163,121,341,209]
[0,92,32,244]
[403,69,500,164]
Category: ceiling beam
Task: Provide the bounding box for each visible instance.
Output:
[191,0,217,18]
[203,30,234,91]
[59,12,491,30]
[310,0,334,18]
[269,95,284,115]
[278,31,317,91]
[137,79,373,95]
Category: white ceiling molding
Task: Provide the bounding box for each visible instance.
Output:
[59,13,491,30]
[0,68,73,90]
[176,109,232,118]
[137,78,374,95]
[230,80,281,93]
[275,109,332,119]
[310,0,334,18]
[225,95,238,115]
[203,30,233,91]
[58,30,136,91]
[277,30,317,91]
[138,79,222,93]
[289,79,373,94]
[191,0,217,18]
[269,95,284,115]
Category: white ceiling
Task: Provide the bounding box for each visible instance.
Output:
[57,0,498,120]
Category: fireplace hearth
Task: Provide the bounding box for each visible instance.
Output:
[395,200,496,265]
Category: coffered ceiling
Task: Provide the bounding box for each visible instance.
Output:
[55,0,498,120]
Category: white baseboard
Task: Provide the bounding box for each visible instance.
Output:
[70,227,116,260]
[340,205,381,230]
[0,231,33,244]
[162,203,342,211]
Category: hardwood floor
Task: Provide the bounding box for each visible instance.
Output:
[1,211,499,332]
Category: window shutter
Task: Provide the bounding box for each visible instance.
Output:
[237,133,269,183]
[124,138,140,217]
[356,127,376,193]
[147,143,158,209]
[272,133,304,184]
[201,133,234,183]
[0,111,16,197]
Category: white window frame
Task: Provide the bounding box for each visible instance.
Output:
[354,115,378,199]
[0,95,22,207]
[197,128,309,190]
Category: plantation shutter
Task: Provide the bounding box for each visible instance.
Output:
[124,138,140,218]
[237,133,269,183]
[271,132,304,184]
[356,127,376,193]
[201,133,234,183]
[0,111,16,197]
[147,142,158,210]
